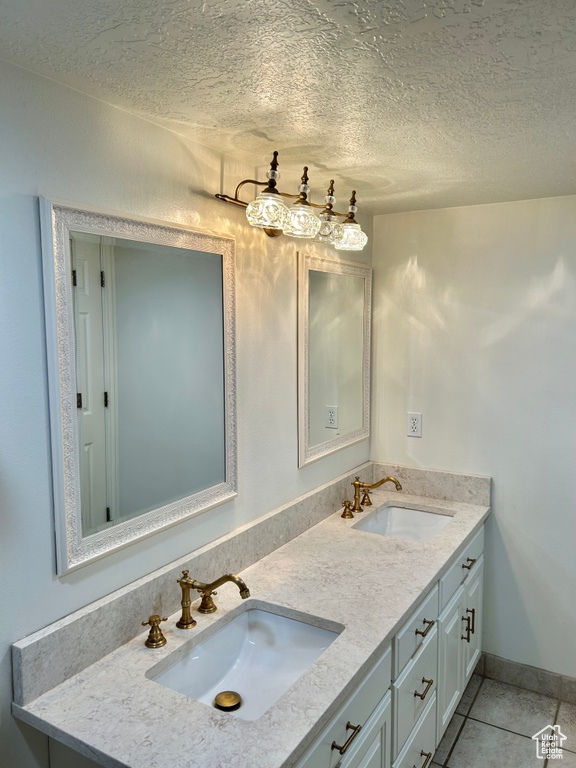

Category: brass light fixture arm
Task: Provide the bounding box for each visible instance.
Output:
[216,181,349,216]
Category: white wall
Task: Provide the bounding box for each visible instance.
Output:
[371,197,576,678]
[0,60,371,768]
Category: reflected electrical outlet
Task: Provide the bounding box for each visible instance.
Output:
[325,405,338,429]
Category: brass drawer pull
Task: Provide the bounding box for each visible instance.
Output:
[414,677,434,700]
[413,750,433,768]
[462,557,476,571]
[331,722,362,755]
[415,618,435,638]
[461,615,471,643]
[467,607,476,634]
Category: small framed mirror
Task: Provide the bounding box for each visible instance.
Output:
[40,200,237,573]
[297,253,371,467]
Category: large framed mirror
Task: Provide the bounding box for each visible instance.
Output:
[297,253,371,467]
[40,199,237,573]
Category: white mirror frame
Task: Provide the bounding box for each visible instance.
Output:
[40,199,237,574]
[297,252,372,468]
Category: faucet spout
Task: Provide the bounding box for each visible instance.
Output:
[177,571,250,618]
[200,573,251,600]
[351,475,402,514]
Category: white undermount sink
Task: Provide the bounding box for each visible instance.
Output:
[148,604,342,721]
[352,504,451,542]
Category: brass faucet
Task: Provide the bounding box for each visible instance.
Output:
[352,475,402,513]
[176,570,250,627]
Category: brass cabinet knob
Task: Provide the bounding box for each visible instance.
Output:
[142,615,168,648]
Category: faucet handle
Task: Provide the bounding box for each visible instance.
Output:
[197,590,218,614]
[141,615,168,648]
[341,500,354,519]
[361,488,372,506]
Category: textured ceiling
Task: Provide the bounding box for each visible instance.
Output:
[1,0,576,213]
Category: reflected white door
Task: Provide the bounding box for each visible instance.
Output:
[72,237,108,534]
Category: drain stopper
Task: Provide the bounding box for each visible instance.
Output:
[214,690,242,711]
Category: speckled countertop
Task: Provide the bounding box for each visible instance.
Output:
[13,489,490,768]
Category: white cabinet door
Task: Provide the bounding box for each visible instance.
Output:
[436,586,465,742]
[462,558,483,683]
[437,556,484,744]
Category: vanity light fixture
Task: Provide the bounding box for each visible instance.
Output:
[333,191,369,252]
[215,151,368,250]
[282,167,322,239]
[244,151,290,233]
[316,180,344,245]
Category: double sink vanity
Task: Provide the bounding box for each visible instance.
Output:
[12,463,490,768]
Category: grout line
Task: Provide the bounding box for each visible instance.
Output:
[443,677,484,767]
[444,674,576,767]
[551,699,576,756]
[442,716,467,768]
[553,698,561,723]
[467,715,554,742]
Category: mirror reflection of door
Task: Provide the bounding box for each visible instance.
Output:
[71,234,114,534]
[70,232,226,538]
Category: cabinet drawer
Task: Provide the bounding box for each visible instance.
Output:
[393,693,436,768]
[296,646,392,768]
[341,691,391,768]
[440,527,484,611]
[393,585,439,678]
[393,627,438,758]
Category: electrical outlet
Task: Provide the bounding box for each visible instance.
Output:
[407,412,422,437]
[325,406,338,429]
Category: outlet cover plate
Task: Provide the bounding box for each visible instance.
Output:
[407,412,422,437]
[325,406,338,429]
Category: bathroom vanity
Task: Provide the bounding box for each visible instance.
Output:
[12,464,490,768]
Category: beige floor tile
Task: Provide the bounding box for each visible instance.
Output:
[558,749,576,766]
[447,720,542,768]
[434,714,464,765]
[456,675,483,716]
[557,702,576,754]
[469,678,557,738]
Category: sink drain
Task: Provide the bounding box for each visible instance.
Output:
[214,690,242,712]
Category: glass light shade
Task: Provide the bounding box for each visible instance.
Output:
[283,202,321,239]
[333,222,368,251]
[316,213,344,244]
[246,191,290,231]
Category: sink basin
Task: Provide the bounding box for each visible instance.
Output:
[353,505,451,542]
[148,605,342,721]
